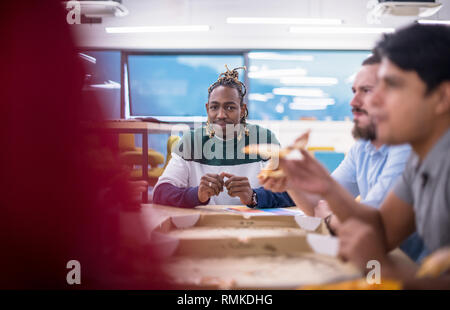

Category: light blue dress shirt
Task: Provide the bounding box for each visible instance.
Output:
[331,140,428,262]
[331,140,411,208]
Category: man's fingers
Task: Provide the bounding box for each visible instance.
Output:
[300,149,312,161]
[228,187,251,197]
[220,172,234,179]
[203,187,214,197]
[336,219,361,262]
[337,249,348,262]
[275,178,287,192]
[333,223,342,236]
[201,179,220,195]
[228,185,250,192]
[300,149,325,173]
[337,235,351,261]
[336,220,353,237]
[215,174,225,187]
[279,158,302,174]
[208,186,218,197]
[204,175,224,192]
[258,176,268,186]
[206,174,224,186]
[263,178,281,192]
[225,176,248,187]
[199,185,214,199]
[281,161,310,181]
[262,178,275,190]
[226,180,250,190]
[209,182,220,195]
[259,174,287,192]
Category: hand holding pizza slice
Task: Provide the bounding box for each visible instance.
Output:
[242,130,310,182]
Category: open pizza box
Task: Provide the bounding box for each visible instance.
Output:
[145,211,361,289]
[151,212,332,258]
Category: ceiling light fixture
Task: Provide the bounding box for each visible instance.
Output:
[289,26,394,34]
[417,19,450,25]
[227,17,342,25]
[105,25,210,33]
[248,52,314,61]
[248,68,307,79]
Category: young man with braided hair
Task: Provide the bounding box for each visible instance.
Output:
[153,66,294,208]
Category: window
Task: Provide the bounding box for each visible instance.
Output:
[247,50,370,120]
[128,54,244,119]
[79,51,121,120]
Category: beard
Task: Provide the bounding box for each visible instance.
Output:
[352,120,377,141]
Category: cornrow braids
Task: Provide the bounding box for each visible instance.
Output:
[208,65,248,123]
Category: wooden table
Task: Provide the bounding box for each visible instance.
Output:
[85,121,189,202]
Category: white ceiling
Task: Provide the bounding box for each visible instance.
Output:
[72,0,450,50]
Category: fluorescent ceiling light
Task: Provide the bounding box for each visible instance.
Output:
[280,77,338,86]
[272,88,325,97]
[227,17,342,25]
[289,26,394,34]
[417,19,450,25]
[105,25,210,33]
[248,52,313,61]
[248,68,307,79]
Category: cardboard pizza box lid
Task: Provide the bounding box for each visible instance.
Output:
[161,213,323,232]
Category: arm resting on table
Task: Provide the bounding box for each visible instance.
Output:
[153,182,209,208]
[253,187,295,208]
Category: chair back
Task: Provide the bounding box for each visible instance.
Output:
[163,136,181,169]
[118,134,136,151]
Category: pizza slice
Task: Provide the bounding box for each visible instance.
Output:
[243,130,310,180]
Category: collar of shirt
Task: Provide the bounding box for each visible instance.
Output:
[410,128,450,181]
[363,140,389,157]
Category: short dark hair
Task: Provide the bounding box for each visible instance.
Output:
[375,23,450,94]
[362,50,381,66]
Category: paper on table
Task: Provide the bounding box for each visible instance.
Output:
[225,206,305,217]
